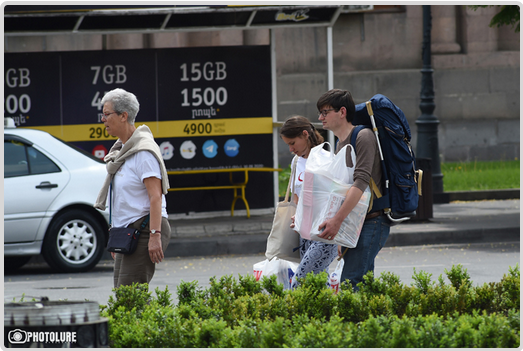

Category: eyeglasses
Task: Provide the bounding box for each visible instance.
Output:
[318,108,336,117]
[102,111,118,118]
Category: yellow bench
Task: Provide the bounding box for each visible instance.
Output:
[167,167,281,218]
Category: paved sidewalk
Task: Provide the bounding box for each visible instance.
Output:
[164,199,520,258]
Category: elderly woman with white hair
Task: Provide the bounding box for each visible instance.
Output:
[94,88,170,288]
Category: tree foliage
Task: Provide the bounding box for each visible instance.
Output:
[468,5,520,33]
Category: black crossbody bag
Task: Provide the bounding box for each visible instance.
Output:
[106,181,150,254]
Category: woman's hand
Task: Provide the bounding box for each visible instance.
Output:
[290,214,296,229]
[148,234,163,264]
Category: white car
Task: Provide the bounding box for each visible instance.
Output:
[4,118,109,273]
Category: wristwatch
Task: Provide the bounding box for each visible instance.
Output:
[150,229,161,235]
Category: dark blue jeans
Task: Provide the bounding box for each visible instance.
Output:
[340,215,391,290]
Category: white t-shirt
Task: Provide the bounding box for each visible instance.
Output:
[109,150,168,228]
[291,156,307,199]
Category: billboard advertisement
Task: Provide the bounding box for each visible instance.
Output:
[4,46,274,214]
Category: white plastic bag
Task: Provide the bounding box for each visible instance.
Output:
[311,186,371,248]
[328,258,344,294]
[253,259,279,281]
[301,142,353,184]
[295,142,370,248]
[253,258,299,290]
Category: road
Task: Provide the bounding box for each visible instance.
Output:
[4,241,519,307]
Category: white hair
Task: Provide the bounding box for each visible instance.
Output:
[101,88,140,124]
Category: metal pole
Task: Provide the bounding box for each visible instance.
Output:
[327,26,334,89]
[271,28,280,206]
[326,26,335,146]
[416,5,444,193]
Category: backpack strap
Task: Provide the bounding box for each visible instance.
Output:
[349,125,366,151]
[350,125,383,212]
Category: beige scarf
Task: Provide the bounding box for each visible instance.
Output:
[94,124,170,210]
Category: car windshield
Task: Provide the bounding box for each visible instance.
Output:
[51,135,105,164]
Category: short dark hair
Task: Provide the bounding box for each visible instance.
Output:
[317,89,356,123]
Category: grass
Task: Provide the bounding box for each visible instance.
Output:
[278,159,520,197]
[441,159,520,192]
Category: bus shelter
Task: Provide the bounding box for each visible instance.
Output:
[4,5,371,215]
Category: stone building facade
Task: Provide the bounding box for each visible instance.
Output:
[5,5,520,166]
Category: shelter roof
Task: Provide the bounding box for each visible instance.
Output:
[3,5,371,36]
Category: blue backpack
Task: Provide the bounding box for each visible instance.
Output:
[351,94,422,224]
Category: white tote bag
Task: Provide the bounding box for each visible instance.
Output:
[265,156,301,263]
[294,142,370,248]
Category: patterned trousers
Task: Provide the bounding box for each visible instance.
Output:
[290,237,338,289]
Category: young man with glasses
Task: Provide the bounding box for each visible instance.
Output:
[315,89,390,291]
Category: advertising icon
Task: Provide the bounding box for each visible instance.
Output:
[180,140,197,159]
[159,141,175,160]
[202,140,218,158]
[92,145,108,160]
[224,139,240,157]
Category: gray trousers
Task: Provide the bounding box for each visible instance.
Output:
[113,216,171,288]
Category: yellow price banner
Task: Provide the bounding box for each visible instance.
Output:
[21,117,273,142]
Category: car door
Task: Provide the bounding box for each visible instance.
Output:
[4,137,70,243]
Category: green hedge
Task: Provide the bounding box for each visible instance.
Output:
[101,264,520,348]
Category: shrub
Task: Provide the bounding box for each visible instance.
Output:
[101,264,520,348]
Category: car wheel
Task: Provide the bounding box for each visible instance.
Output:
[42,209,105,273]
[5,256,32,272]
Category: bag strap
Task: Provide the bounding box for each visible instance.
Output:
[139,215,150,230]
[366,100,374,118]
[284,156,299,202]
[109,181,113,227]
[416,169,423,196]
[350,125,366,153]
[338,247,349,261]
[350,125,383,213]
[350,126,382,200]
